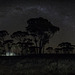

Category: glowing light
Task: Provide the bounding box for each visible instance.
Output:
[2,52,16,56]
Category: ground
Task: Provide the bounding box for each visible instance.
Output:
[0,54,75,75]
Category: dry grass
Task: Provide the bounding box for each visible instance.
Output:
[0,56,75,75]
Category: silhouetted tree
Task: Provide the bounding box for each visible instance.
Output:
[11,31,28,42]
[29,34,37,46]
[0,30,9,42]
[26,17,60,54]
[3,40,13,55]
[0,41,4,55]
[0,30,9,54]
[23,38,34,55]
[11,31,29,55]
[46,47,53,54]
[17,42,26,55]
[54,48,61,54]
[29,46,39,54]
[58,42,75,54]
[42,33,50,53]
[16,38,34,55]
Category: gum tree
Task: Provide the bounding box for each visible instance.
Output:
[0,30,9,54]
[26,17,60,54]
[58,42,75,54]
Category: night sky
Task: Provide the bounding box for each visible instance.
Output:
[0,0,75,48]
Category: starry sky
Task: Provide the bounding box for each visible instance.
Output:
[0,0,75,48]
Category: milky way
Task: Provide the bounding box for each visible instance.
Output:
[0,0,75,47]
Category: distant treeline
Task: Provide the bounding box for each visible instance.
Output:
[0,17,75,56]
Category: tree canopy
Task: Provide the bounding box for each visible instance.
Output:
[26,17,60,54]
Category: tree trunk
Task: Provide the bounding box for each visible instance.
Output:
[35,43,38,54]
[42,46,44,54]
[39,40,42,54]
[2,38,6,54]
[8,47,11,56]
[34,37,38,54]
[20,44,22,56]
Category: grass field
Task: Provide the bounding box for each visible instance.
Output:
[0,54,75,75]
